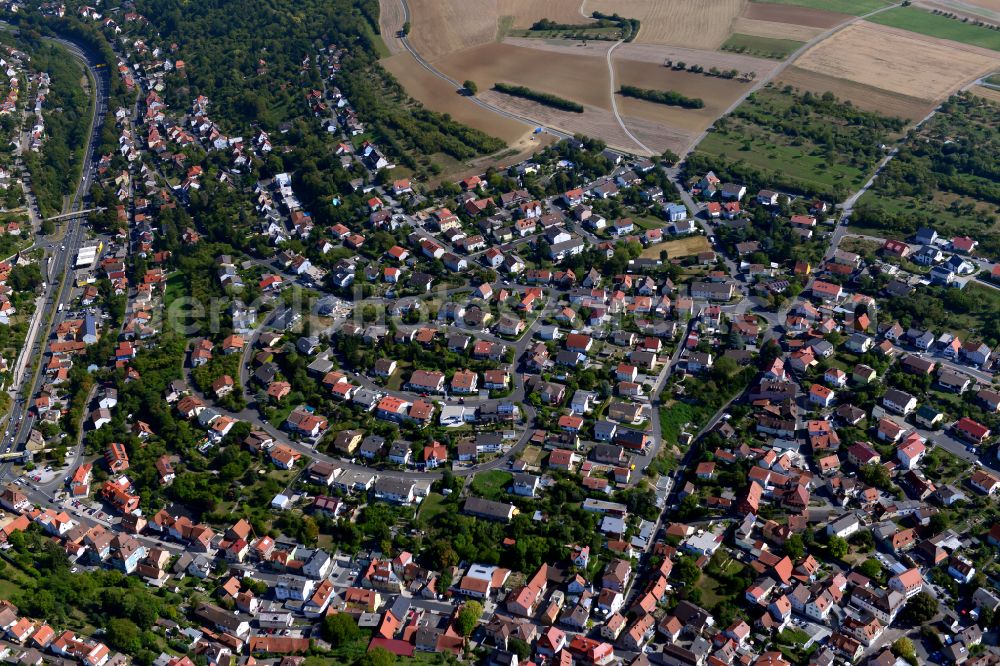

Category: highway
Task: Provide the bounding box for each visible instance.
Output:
[0,31,109,481]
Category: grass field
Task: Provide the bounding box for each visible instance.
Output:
[868,6,1000,51]
[697,131,865,190]
[721,32,804,58]
[640,234,711,259]
[418,492,451,522]
[751,0,891,15]
[470,470,513,499]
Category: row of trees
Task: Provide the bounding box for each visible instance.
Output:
[493,83,584,113]
[620,85,704,109]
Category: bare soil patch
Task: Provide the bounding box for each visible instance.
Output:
[742,2,851,27]
[586,0,749,48]
[793,21,998,103]
[381,52,534,144]
[434,42,612,110]
[775,65,936,120]
[736,18,824,41]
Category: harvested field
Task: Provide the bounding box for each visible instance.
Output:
[380,52,534,145]
[504,37,780,79]
[751,0,892,14]
[377,0,406,55]
[434,42,612,110]
[614,60,753,132]
[793,22,999,103]
[586,0,748,48]
[407,0,499,61]
[640,235,712,259]
[971,85,1000,103]
[775,65,936,120]
[498,0,593,28]
[735,18,825,41]
[742,2,851,26]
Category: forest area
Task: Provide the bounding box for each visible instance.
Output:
[5,34,91,217]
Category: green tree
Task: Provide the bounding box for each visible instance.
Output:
[323,612,360,646]
[903,592,938,624]
[106,618,142,654]
[784,533,804,560]
[456,600,483,636]
[358,647,397,666]
[674,556,701,587]
[858,558,883,581]
[463,80,478,95]
[892,637,917,665]
[828,535,848,559]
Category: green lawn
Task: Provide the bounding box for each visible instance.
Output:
[417,492,450,522]
[868,7,1000,51]
[163,272,186,307]
[722,33,803,59]
[470,470,512,499]
[752,0,892,15]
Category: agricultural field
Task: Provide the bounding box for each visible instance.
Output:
[380,52,534,145]
[405,0,499,60]
[721,33,804,58]
[498,0,593,28]
[614,60,753,132]
[790,22,998,112]
[850,93,1000,260]
[586,0,749,48]
[734,18,825,41]
[749,0,893,14]
[742,2,852,26]
[377,0,406,54]
[508,38,781,80]
[435,42,612,110]
[867,5,1000,50]
[918,0,1000,22]
[689,85,907,200]
[775,66,936,120]
[971,84,1000,103]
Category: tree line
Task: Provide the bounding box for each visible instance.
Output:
[493,82,584,113]
[620,84,704,109]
